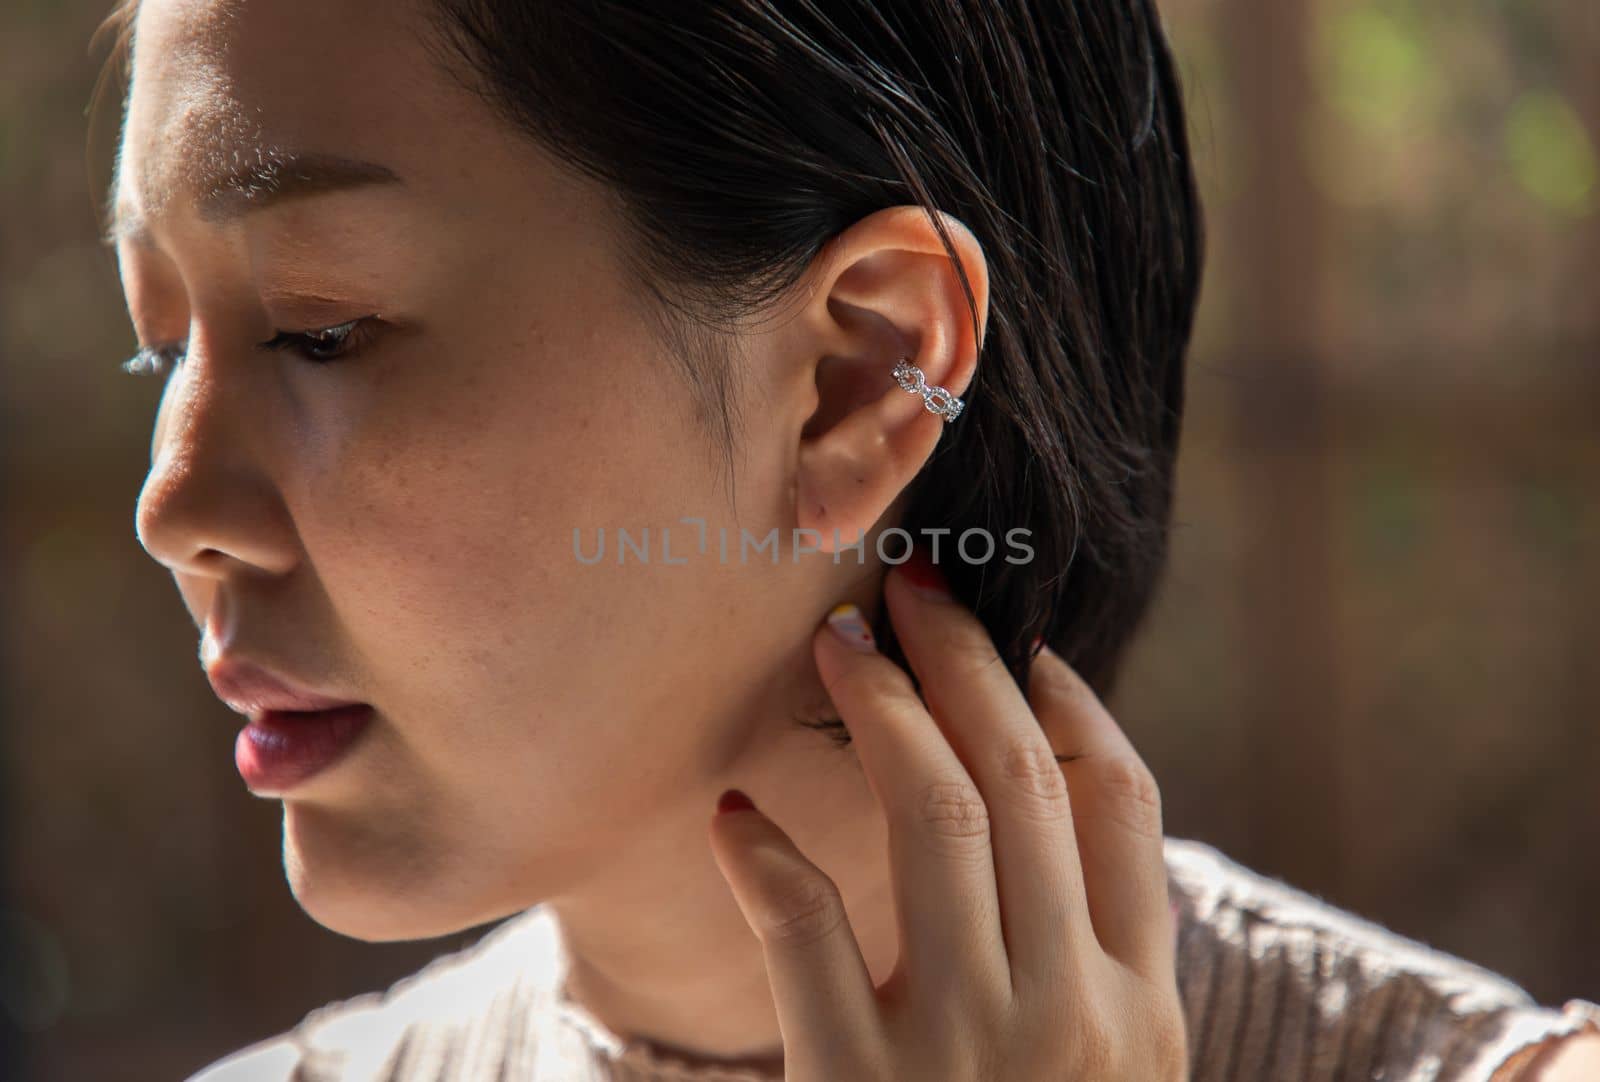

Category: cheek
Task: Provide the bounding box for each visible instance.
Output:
[285,323,732,778]
[297,368,583,716]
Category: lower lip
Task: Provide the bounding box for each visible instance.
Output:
[235,704,375,792]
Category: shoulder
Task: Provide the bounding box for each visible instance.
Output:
[184,905,566,1082]
[1162,836,1600,1082]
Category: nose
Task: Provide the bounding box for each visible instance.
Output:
[134,331,299,579]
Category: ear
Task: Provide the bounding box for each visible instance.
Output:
[788,205,989,553]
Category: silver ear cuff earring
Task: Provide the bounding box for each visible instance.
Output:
[893,358,965,423]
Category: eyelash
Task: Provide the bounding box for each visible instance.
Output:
[121,317,378,376]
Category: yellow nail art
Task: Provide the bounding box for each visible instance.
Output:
[826,603,876,653]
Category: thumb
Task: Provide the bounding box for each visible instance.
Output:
[707,788,880,1064]
[708,788,842,947]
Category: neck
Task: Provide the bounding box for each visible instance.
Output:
[544,705,898,1070]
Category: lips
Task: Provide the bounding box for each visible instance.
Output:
[236,703,377,792]
[198,654,375,793]
[206,657,366,717]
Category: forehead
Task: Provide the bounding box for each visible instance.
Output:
[117,0,453,224]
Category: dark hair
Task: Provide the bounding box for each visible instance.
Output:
[92,1,1203,752]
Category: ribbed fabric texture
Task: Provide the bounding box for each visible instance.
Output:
[1165,840,1600,1081]
[188,836,1600,1081]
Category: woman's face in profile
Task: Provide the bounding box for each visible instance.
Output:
[116,0,836,939]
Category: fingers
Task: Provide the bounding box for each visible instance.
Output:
[882,551,1094,997]
[810,601,1014,1010]
[1027,641,1172,977]
[708,789,881,1070]
[707,574,1176,1076]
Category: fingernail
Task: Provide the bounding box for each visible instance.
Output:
[717,788,756,815]
[826,603,877,652]
[898,547,950,600]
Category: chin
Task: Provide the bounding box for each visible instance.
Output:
[277,806,448,942]
[279,805,536,942]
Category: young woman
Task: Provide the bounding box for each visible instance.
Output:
[95,0,1599,1078]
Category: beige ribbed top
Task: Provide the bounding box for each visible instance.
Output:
[188,837,1600,1081]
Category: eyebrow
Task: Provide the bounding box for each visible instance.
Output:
[103,151,404,250]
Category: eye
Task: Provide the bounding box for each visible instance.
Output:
[119,317,380,377]
[257,317,377,364]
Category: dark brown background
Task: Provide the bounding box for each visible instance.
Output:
[2,0,1596,1079]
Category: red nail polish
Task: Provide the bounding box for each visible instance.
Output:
[717,788,755,815]
[898,547,950,598]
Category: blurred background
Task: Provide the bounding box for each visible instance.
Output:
[1,0,1596,1078]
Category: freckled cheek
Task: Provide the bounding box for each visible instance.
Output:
[305,434,558,611]
[293,476,560,747]
[290,403,594,688]
[292,353,715,690]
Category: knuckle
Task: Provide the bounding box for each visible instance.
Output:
[1135,987,1190,1079]
[1154,1005,1190,1080]
[756,874,848,948]
[1088,755,1164,840]
[915,777,991,851]
[998,738,1072,818]
[1067,1007,1117,1077]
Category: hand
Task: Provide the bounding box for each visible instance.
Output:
[708,553,1188,1080]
